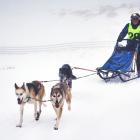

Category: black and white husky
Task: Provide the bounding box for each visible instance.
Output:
[14,81,45,127]
[50,82,72,130]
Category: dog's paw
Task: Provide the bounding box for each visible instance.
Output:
[35,112,40,121]
[35,118,39,121]
[53,127,58,130]
[16,124,22,128]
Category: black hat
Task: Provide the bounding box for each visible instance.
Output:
[131,13,140,20]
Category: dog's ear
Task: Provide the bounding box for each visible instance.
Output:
[21,83,25,91]
[50,88,53,96]
[15,83,19,89]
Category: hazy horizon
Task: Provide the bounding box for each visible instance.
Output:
[0,0,140,46]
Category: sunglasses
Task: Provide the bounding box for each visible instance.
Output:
[131,18,139,21]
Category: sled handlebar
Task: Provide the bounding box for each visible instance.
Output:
[120,39,140,42]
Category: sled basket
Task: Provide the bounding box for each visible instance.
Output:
[97,40,138,82]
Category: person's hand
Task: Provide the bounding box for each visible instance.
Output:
[135,38,140,43]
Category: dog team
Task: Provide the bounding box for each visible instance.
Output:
[14,64,76,130]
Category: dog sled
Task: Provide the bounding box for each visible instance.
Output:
[97,39,139,82]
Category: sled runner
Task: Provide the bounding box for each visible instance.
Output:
[97,39,139,82]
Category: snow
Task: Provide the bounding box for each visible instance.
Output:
[1,44,140,140]
[0,1,140,140]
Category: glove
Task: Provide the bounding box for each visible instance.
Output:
[135,38,140,43]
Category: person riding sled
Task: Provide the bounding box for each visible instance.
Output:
[117,13,140,76]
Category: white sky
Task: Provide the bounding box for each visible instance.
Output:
[0,0,140,46]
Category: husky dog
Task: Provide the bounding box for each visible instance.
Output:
[59,64,76,89]
[50,82,72,130]
[14,80,45,127]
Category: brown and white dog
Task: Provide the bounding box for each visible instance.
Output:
[14,80,45,127]
[50,81,72,130]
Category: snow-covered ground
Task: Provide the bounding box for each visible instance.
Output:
[1,43,140,140]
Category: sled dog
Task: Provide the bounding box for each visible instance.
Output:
[59,64,76,89]
[14,80,45,127]
[50,81,72,130]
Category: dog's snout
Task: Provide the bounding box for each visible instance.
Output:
[55,100,59,108]
[56,100,59,104]
[17,98,22,104]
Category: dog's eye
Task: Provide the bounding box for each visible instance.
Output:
[53,95,56,97]
[16,93,18,96]
[20,93,23,96]
[57,94,60,97]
